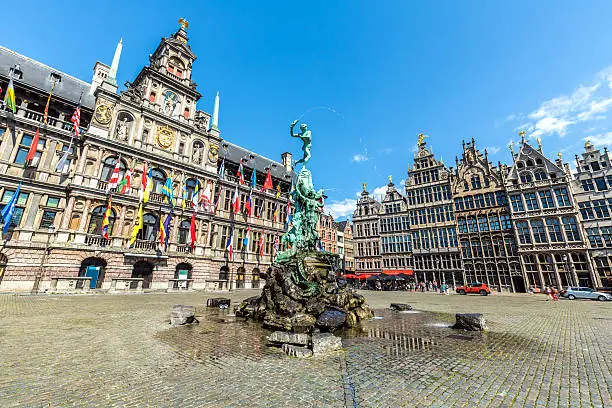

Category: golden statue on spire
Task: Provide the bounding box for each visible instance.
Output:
[388,175,393,184]
[518,130,526,143]
[178,18,189,30]
[417,133,427,147]
[585,139,593,148]
[536,136,542,150]
[557,151,563,160]
[362,182,367,192]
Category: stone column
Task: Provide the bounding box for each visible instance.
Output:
[73,144,90,185]
[74,199,91,244]
[113,205,126,247]
[1,128,19,163]
[18,193,42,241]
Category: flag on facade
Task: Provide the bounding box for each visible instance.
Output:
[129,203,144,246]
[250,167,257,189]
[231,185,240,213]
[262,168,273,191]
[118,167,133,194]
[200,182,213,212]
[275,184,281,199]
[142,164,153,203]
[1,182,21,235]
[273,233,279,256]
[226,227,234,261]
[101,196,113,240]
[244,192,253,217]
[162,176,175,206]
[70,98,81,137]
[42,79,57,125]
[285,201,292,228]
[159,216,166,246]
[243,226,251,252]
[213,185,223,214]
[3,68,16,113]
[192,181,199,211]
[55,139,72,174]
[218,159,225,180]
[189,211,197,248]
[290,176,295,193]
[107,158,122,191]
[237,161,245,185]
[24,128,40,167]
[273,202,279,222]
[258,229,265,257]
[181,179,188,211]
[160,208,172,247]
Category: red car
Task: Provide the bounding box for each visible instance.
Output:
[456,282,491,296]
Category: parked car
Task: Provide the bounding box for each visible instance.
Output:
[561,287,612,301]
[456,282,491,296]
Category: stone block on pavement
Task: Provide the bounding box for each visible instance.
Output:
[170,305,198,326]
[267,331,309,346]
[311,332,343,354]
[453,313,487,331]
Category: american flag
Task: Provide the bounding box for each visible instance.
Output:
[71,100,81,137]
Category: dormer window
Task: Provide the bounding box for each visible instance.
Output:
[148,92,156,103]
[167,56,185,78]
[184,108,190,119]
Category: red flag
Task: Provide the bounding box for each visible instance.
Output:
[71,100,81,137]
[231,186,240,213]
[244,192,253,217]
[237,162,245,185]
[141,162,148,191]
[262,169,273,191]
[25,128,40,167]
[258,229,265,257]
[107,159,122,190]
[226,228,234,261]
[190,211,197,248]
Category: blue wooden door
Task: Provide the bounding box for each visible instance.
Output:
[85,266,100,289]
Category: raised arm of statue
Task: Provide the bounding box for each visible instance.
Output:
[290,120,299,138]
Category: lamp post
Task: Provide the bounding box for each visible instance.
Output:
[32,225,55,293]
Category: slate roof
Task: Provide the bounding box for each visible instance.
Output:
[335,220,349,231]
[0,46,95,109]
[223,141,293,182]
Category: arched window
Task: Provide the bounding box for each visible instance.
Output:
[167,56,185,78]
[148,92,156,103]
[534,171,547,181]
[88,205,116,235]
[100,157,126,182]
[184,108,190,119]
[140,213,158,241]
[526,159,534,167]
[175,262,192,280]
[185,178,199,201]
[219,266,229,280]
[520,172,533,183]
[151,168,166,194]
[178,219,191,244]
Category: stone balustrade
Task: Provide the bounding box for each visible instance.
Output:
[109,277,144,293]
[50,276,92,293]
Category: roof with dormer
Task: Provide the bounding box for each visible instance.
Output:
[506,141,566,183]
[0,45,95,109]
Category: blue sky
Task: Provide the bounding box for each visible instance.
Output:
[5,1,612,219]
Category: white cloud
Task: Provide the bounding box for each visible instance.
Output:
[484,146,501,155]
[372,185,387,197]
[326,198,357,220]
[352,154,368,162]
[585,132,612,146]
[506,114,516,121]
[509,67,612,139]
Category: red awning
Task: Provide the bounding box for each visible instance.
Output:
[383,269,414,276]
[343,274,358,279]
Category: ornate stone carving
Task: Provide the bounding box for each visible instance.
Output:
[115,118,129,141]
[156,126,175,149]
[208,144,219,163]
[93,101,114,127]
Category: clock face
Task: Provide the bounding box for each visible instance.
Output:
[156,126,175,149]
[94,104,113,126]
[208,144,219,163]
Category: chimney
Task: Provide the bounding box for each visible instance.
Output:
[281,152,292,172]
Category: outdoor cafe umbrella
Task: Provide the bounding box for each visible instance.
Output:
[366,275,382,282]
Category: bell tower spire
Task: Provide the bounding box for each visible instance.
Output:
[108,38,123,86]
[211,91,220,130]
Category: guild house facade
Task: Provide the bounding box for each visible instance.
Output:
[0,22,293,292]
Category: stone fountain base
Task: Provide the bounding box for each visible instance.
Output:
[235,251,372,333]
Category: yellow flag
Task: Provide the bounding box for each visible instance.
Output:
[129,203,143,245]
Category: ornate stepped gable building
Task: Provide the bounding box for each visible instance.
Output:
[317,212,337,253]
[505,137,593,289]
[572,141,612,288]
[335,220,355,272]
[0,24,290,292]
[450,139,521,292]
[405,138,462,285]
[379,177,412,272]
[353,185,382,274]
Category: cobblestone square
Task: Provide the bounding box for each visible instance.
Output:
[0,290,610,407]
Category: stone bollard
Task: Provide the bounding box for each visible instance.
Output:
[452,313,487,331]
[170,305,199,326]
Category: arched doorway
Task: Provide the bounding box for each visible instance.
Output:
[132,260,154,289]
[236,267,245,289]
[219,266,229,280]
[252,268,260,289]
[0,253,7,286]
[175,262,192,289]
[79,257,107,289]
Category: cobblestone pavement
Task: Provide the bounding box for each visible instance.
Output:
[0,290,610,407]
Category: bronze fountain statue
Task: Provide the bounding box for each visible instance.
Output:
[235,120,372,332]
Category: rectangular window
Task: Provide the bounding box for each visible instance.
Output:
[586,228,603,248]
[467,217,478,233]
[509,194,525,212]
[478,216,489,232]
[553,187,571,207]
[579,202,595,220]
[484,192,495,207]
[562,217,581,242]
[14,134,45,166]
[600,227,612,247]
[592,199,610,218]
[457,218,467,234]
[538,190,555,209]
[524,192,539,210]
[500,214,512,230]
[0,190,29,232]
[46,197,60,207]
[516,221,531,244]
[594,177,607,191]
[581,179,594,191]
[464,196,474,209]
[546,218,564,242]
[531,220,547,243]
[474,194,485,208]
[39,210,57,229]
[488,215,500,231]
[496,191,508,206]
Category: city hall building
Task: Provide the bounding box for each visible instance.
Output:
[0,23,292,292]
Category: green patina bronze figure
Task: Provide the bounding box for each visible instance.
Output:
[290,120,312,167]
